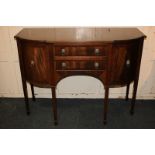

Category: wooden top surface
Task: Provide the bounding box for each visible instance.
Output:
[15,27,146,42]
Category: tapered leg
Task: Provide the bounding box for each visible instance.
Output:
[22,80,30,115]
[125,83,130,101]
[51,87,58,125]
[103,86,109,125]
[130,80,138,115]
[30,84,36,101]
[130,38,144,115]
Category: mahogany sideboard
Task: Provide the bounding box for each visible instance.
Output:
[15,28,146,125]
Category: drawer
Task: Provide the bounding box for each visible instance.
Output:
[54,46,108,56]
[55,61,106,71]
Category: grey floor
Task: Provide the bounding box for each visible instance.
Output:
[0,98,155,129]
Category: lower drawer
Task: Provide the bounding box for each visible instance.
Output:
[55,61,106,71]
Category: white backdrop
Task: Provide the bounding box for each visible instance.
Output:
[0,26,155,99]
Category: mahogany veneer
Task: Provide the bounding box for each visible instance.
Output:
[15,28,146,125]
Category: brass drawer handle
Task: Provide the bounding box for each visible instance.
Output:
[126,59,130,67]
[61,49,65,55]
[62,62,67,68]
[31,60,35,66]
[95,48,100,55]
[94,62,99,69]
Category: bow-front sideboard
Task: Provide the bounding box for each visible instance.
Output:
[15,28,146,125]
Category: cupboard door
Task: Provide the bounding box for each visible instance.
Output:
[22,42,51,86]
[110,42,139,86]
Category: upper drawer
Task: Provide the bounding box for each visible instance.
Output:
[54,46,108,56]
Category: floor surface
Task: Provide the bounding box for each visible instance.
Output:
[0,98,155,129]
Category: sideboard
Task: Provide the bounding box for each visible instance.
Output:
[15,28,146,125]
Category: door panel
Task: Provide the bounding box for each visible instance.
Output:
[22,42,51,86]
[110,42,139,86]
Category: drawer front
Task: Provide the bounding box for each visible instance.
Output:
[54,46,108,56]
[55,61,106,71]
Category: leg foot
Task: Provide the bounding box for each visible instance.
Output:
[130,102,135,115]
[130,110,134,115]
[25,98,30,115]
[103,120,107,125]
[130,80,138,115]
[103,86,109,125]
[51,87,58,125]
[54,121,58,126]
[22,81,30,115]
[27,111,30,115]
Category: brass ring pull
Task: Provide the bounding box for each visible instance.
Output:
[62,62,67,68]
[126,59,130,67]
[31,60,35,66]
[61,49,65,55]
[94,62,99,69]
[95,48,100,55]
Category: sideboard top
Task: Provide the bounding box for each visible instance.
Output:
[15,27,146,42]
